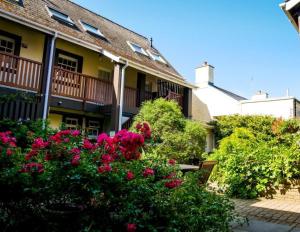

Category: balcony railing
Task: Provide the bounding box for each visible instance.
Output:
[52,67,113,105]
[0,52,43,92]
[166,91,183,107]
[124,86,137,108]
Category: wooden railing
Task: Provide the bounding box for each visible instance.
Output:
[52,67,113,105]
[124,87,137,108]
[166,91,183,107]
[0,52,43,92]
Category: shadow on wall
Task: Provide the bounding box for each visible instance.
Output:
[191,92,212,122]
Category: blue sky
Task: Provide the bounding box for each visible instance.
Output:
[73,0,300,99]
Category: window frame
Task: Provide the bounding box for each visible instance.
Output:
[79,20,105,38]
[0,30,21,56]
[46,6,75,26]
[127,41,148,56]
[98,68,112,82]
[55,49,83,73]
[5,0,23,6]
[147,50,167,64]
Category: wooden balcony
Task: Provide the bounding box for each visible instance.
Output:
[0,52,43,92]
[52,67,113,105]
[166,91,183,107]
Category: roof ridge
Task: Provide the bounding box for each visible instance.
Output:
[65,0,149,41]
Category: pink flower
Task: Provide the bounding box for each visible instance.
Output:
[64,138,70,143]
[165,179,182,189]
[70,148,81,156]
[32,138,48,149]
[83,139,94,150]
[168,159,176,165]
[98,164,112,173]
[101,154,113,164]
[6,148,12,156]
[126,171,135,181]
[97,133,109,145]
[143,168,154,177]
[164,172,176,179]
[71,130,80,136]
[127,223,137,232]
[71,154,80,167]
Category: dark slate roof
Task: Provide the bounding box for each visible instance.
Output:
[210,84,247,101]
[0,0,183,80]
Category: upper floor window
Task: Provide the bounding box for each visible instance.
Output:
[79,20,104,38]
[127,41,148,56]
[0,35,15,54]
[57,54,78,72]
[147,51,167,64]
[46,6,74,26]
[98,69,112,82]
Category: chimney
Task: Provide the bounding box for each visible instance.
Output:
[195,61,215,87]
[251,90,269,100]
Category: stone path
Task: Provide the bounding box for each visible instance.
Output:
[231,198,300,231]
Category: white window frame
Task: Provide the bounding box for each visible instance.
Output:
[127,41,148,56]
[147,50,167,64]
[79,20,105,38]
[98,67,112,82]
[65,117,79,129]
[46,6,74,25]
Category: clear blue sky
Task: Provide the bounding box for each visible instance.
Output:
[73,0,300,99]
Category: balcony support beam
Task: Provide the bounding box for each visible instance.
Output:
[183,87,192,118]
[111,63,123,132]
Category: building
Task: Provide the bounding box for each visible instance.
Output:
[192,62,300,151]
[192,62,246,123]
[280,0,300,33]
[0,0,193,136]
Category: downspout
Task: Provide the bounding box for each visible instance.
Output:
[42,32,57,122]
[118,61,129,131]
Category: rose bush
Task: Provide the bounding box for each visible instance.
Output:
[0,122,235,232]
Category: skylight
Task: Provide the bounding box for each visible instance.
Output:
[79,20,104,37]
[147,50,167,64]
[127,41,148,56]
[46,6,74,25]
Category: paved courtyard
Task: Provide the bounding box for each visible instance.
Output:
[231,198,300,231]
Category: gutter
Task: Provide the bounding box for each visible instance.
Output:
[118,61,129,131]
[42,32,57,122]
[280,1,300,33]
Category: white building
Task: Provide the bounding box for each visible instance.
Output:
[192,62,300,151]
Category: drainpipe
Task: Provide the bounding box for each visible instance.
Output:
[118,61,129,131]
[42,32,57,123]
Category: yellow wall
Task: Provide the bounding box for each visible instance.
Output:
[0,18,45,62]
[56,39,114,77]
[48,113,63,130]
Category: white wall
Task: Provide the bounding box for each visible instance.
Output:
[240,98,295,119]
[192,86,240,120]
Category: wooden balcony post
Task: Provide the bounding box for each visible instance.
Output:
[183,87,192,118]
[136,73,146,107]
[111,62,122,132]
[40,34,56,119]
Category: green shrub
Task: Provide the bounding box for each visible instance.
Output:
[211,118,300,199]
[131,99,206,164]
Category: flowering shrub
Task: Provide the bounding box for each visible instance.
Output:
[0,122,235,231]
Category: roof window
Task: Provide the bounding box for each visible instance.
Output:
[147,50,167,64]
[79,20,105,37]
[127,41,148,56]
[46,6,74,25]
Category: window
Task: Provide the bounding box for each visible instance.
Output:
[0,35,15,54]
[127,41,148,56]
[57,54,79,72]
[6,0,23,6]
[65,117,79,130]
[147,51,167,64]
[46,6,74,25]
[79,20,104,37]
[86,120,100,140]
[98,69,112,82]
